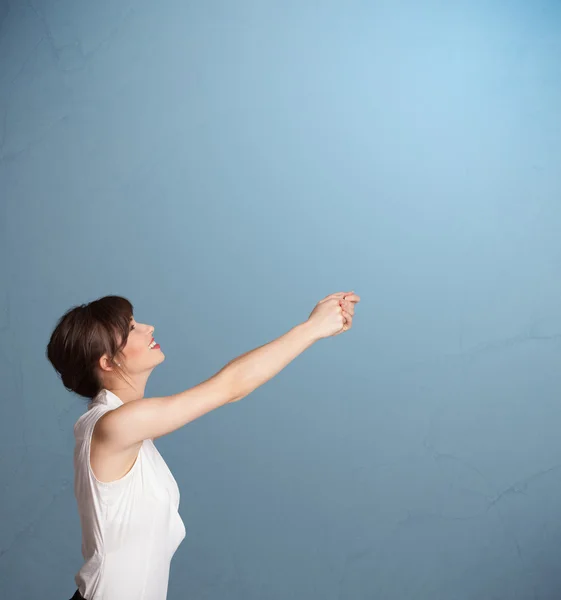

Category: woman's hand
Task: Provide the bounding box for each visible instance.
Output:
[306,291,360,340]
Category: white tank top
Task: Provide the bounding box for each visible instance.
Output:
[73,389,186,600]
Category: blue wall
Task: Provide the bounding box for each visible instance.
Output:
[1,1,561,598]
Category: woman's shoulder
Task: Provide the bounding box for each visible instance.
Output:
[73,403,113,442]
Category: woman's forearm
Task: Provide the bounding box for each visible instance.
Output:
[219,321,319,403]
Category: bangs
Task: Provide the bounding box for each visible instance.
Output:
[87,295,134,358]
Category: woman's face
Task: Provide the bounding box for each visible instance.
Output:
[118,316,165,373]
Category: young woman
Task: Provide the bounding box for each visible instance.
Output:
[47,290,360,600]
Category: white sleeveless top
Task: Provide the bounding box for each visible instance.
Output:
[73,389,186,600]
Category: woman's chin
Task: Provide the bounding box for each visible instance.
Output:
[149,350,165,366]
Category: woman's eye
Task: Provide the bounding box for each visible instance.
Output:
[130,324,136,331]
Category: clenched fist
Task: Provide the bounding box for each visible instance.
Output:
[306,291,360,340]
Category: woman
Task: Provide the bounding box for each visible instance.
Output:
[46,290,360,600]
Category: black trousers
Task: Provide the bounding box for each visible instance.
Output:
[69,590,86,600]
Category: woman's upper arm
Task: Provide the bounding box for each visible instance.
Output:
[96,372,235,449]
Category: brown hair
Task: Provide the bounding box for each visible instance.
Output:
[46,295,134,399]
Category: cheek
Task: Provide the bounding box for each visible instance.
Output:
[123,339,148,361]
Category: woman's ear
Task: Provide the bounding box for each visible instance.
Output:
[99,354,120,372]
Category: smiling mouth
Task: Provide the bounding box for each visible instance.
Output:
[148,338,160,350]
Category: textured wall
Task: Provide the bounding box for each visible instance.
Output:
[1,1,561,598]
